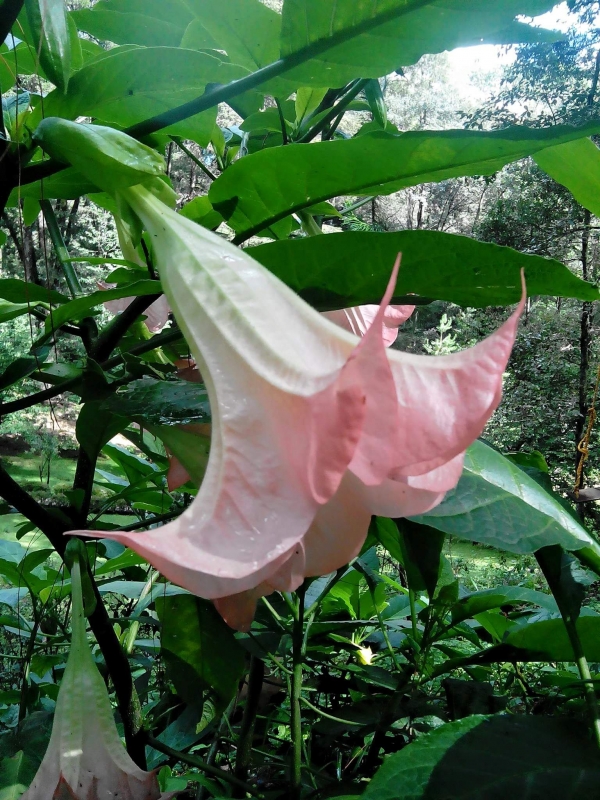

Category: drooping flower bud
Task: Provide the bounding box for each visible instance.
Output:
[21,557,172,800]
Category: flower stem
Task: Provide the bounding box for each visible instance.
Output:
[290,589,305,800]
[235,656,264,792]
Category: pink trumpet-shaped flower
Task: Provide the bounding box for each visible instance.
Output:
[71,185,524,631]
[323,303,415,347]
[98,280,170,332]
[21,559,172,800]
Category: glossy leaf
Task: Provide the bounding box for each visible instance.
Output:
[75,402,129,461]
[40,46,251,145]
[0,300,41,324]
[0,752,37,800]
[100,377,211,426]
[209,122,600,238]
[534,136,600,219]
[25,0,71,90]
[43,279,161,332]
[451,585,558,624]
[156,594,246,708]
[6,167,97,205]
[251,230,600,309]
[181,0,280,73]
[71,0,194,47]
[363,715,600,800]
[0,279,66,306]
[411,440,600,558]
[279,0,561,88]
[499,616,600,661]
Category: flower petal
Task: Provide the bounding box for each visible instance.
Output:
[323,302,414,347]
[386,273,526,479]
[84,332,366,599]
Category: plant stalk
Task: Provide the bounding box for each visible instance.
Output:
[290,591,305,800]
[235,656,265,793]
[40,199,83,297]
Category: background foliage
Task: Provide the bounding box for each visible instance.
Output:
[3,0,600,798]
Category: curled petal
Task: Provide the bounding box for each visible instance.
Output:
[384,274,526,480]
[323,302,414,347]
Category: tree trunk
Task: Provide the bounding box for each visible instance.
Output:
[22,222,42,286]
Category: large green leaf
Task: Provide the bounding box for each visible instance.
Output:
[209,122,600,238]
[451,585,557,625]
[279,0,561,88]
[71,0,194,47]
[181,0,281,73]
[534,137,600,219]
[363,715,600,800]
[6,167,97,205]
[156,594,246,708]
[498,616,600,661]
[0,300,43,324]
[100,377,211,425]
[25,0,71,90]
[76,401,129,461]
[43,279,162,332]
[410,440,600,558]
[250,230,599,308]
[0,751,38,800]
[39,46,250,144]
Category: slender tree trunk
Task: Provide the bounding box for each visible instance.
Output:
[22,223,41,285]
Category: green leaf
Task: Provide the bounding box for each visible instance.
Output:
[0,278,67,305]
[0,751,37,800]
[156,594,246,708]
[363,715,600,800]
[394,519,447,599]
[181,0,281,73]
[279,0,561,89]
[534,137,600,219]
[6,167,97,205]
[480,616,600,662]
[451,585,557,625]
[410,440,600,557]
[33,118,165,193]
[0,300,40,324]
[43,279,162,332]
[295,87,328,125]
[71,0,194,47]
[76,401,129,461]
[100,377,211,426]
[25,0,71,90]
[364,79,387,128]
[179,196,223,230]
[209,122,600,239]
[0,42,42,92]
[39,46,251,145]
[251,229,599,309]
[0,357,41,392]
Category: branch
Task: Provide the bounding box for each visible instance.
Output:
[90,293,162,362]
[146,734,263,797]
[0,328,183,418]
